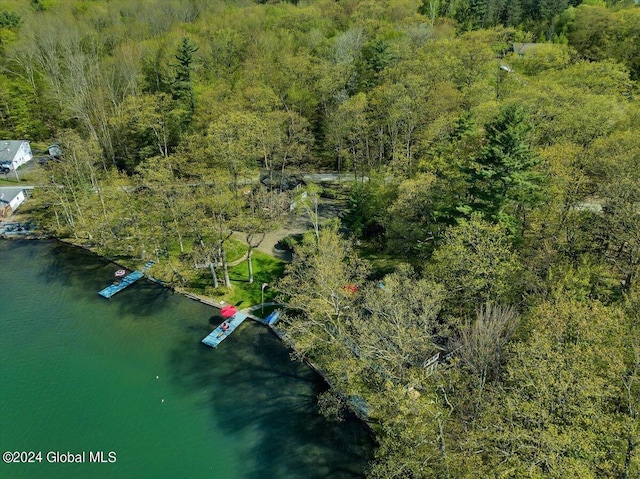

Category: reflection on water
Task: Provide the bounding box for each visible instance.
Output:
[0,240,373,479]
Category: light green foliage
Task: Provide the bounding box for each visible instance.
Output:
[257,110,314,174]
[5,2,640,478]
[586,130,640,292]
[547,259,620,303]
[237,187,290,284]
[473,299,639,478]
[292,183,322,241]
[366,382,454,479]
[384,173,445,257]
[110,93,184,171]
[427,214,523,311]
[206,110,261,190]
[0,9,20,52]
[277,222,370,359]
[349,265,446,382]
[325,91,370,179]
[513,43,572,75]
[134,155,192,254]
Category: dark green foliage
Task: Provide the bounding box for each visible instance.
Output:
[343,175,395,239]
[441,0,580,38]
[461,104,546,235]
[357,39,396,90]
[171,37,198,115]
[568,5,640,80]
[142,43,172,94]
[0,11,21,29]
[0,10,21,53]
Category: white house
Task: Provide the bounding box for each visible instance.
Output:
[0,187,26,218]
[0,140,33,171]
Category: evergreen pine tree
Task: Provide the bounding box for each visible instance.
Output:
[462,104,545,235]
[172,37,198,116]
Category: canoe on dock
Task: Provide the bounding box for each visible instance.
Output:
[202,312,248,348]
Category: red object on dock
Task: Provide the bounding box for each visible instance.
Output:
[221,305,237,318]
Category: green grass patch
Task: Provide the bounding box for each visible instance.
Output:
[224,238,247,263]
[167,239,191,257]
[223,251,285,310]
[0,176,30,186]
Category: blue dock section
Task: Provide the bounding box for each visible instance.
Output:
[264,310,281,325]
[202,312,248,348]
[98,260,154,298]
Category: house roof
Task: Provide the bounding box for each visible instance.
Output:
[0,140,27,164]
[0,187,25,205]
[512,43,544,56]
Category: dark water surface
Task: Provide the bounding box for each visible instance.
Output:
[0,240,373,479]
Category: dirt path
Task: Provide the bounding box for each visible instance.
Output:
[231,217,306,262]
[232,197,347,262]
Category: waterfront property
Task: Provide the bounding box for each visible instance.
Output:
[1,240,373,479]
[0,140,33,171]
[0,187,27,218]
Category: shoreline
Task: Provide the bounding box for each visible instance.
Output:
[0,232,377,438]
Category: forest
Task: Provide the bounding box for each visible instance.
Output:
[0,0,638,477]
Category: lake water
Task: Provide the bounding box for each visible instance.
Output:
[0,240,373,479]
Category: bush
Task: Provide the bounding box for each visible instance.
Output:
[278,234,302,251]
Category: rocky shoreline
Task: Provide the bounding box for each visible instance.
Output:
[0,221,45,239]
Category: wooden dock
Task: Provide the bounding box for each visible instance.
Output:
[202,312,248,348]
[98,260,154,298]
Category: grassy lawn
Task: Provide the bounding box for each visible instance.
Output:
[90,231,284,315]
[225,251,286,311]
[0,163,43,186]
[181,247,286,315]
[224,238,248,263]
[0,176,31,187]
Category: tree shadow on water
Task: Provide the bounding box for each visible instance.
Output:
[167,323,374,479]
[38,240,110,288]
[36,241,173,318]
[108,281,173,317]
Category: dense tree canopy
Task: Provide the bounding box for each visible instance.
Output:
[1,0,639,478]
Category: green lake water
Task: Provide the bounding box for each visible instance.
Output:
[0,240,373,479]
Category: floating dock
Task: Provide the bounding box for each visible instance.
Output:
[98,260,154,299]
[202,312,248,348]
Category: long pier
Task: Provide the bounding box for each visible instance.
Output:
[201,312,249,348]
[98,260,154,298]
